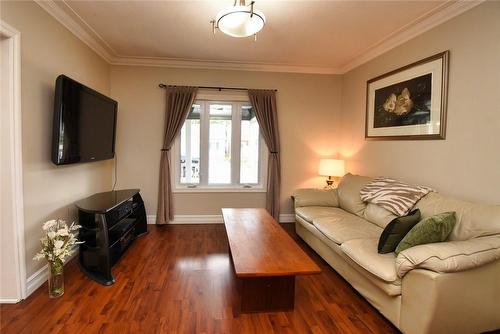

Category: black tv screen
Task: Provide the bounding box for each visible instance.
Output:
[51,75,117,165]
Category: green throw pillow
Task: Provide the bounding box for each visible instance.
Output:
[377,209,421,254]
[395,212,456,255]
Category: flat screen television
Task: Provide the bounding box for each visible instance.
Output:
[51,75,117,165]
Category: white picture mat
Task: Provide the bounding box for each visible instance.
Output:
[367,58,443,137]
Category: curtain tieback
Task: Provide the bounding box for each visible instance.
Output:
[161,148,170,152]
[270,151,278,154]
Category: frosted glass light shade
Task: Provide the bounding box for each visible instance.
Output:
[216,6,265,38]
[318,159,345,177]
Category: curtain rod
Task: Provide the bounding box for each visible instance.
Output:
[158,83,277,92]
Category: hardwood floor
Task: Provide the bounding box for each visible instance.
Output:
[1,224,398,334]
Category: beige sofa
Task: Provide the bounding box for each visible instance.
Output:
[293,174,500,334]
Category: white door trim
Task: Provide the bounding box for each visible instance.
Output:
[1,20,26,302]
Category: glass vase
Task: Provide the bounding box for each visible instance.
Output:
[48,260,64,298]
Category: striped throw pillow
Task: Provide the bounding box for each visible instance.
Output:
[360,177,432,216]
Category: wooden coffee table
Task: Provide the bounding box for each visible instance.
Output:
[222,208,321,313]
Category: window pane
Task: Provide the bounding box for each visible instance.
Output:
[209,104,232,184]
[240,106,259,184]
[180,104,201,184]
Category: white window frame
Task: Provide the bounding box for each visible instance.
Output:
[172,91,267,193]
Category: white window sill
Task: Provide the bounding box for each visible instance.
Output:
[173,187,266,193]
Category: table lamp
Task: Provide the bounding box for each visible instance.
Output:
[318,159,345,189]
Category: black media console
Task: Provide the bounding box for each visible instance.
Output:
[75,189,147,285]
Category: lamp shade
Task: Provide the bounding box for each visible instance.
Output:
[318,159,345,177]
[216,6,266,38]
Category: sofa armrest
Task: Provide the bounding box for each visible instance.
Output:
[396,235,500,278]
[400,263,500,334]
[293,188,339,208]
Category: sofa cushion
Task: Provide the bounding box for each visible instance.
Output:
[341,238,399,283]
[296,219,401,296]
[415,192,500,241]
[295,206,340,224]
[313,210,382,244]
[294,188,339,208]
[337,173,373,217]
[395,211,456,255]
[364,203,397,229]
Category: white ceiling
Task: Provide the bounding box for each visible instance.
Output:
[40,0,481,73]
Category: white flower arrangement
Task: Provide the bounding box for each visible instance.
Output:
[33,219,83,263]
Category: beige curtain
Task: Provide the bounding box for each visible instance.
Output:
[156,86,198,224]
[248,89,281,220]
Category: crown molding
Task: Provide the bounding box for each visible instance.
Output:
[34,0,114,62]
[340,0,485,73]
[110,56,342,74]
[36,0,483,75]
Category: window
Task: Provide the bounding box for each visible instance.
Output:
[208,104,232,184]
[174,99,266,191]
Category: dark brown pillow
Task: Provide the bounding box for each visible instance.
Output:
[378,209,421,254]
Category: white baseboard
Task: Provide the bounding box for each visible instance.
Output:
[0,298,21,304]
[26,252,77,297]
[147,213,296,225]
[148,214,223,224]
[279,213,295,223]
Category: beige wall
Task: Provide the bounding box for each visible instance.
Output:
[340,2,500,204]
[1,1,112,277]
[2,0,498,281]
[110,66,341,217]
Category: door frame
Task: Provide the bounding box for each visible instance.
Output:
[1,20,26,302]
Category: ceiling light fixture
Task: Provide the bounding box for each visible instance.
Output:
[211,0,266,39]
